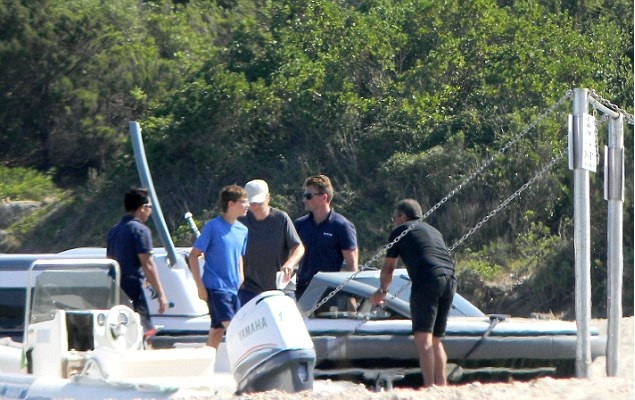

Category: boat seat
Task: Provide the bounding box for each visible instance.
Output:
[88,345,216,381]
[0,337,24,373]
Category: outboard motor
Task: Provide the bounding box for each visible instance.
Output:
[226,291,315,394]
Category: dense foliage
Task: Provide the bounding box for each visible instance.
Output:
[0,166,61,201]
[0,0,632,316]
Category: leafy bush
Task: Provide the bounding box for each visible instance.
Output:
[0,167,61,201]
[457,257,504,282]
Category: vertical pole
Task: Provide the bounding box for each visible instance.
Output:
[129,121,179,267]
[572,88,591,378]
[605,114,624,376]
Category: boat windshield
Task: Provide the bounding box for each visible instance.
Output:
[29,260,123,324]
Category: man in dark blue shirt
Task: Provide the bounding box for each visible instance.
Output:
[294,175,358,300]
[107,187,168,333]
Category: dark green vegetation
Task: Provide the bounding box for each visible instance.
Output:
[0,0,632,317]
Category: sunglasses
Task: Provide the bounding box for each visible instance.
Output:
[302,192,322,200]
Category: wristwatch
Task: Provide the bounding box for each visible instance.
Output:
[378,287,388,294]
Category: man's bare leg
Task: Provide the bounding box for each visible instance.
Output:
[432,337,448,386]
[414,331,435,387]
[207,327,225,349]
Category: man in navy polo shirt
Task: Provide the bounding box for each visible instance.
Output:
[107,187,168,334]
[294,175,358,300]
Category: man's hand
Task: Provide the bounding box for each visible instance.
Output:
[370,288,386,306]
[197,284,208,302]
[157,293,169,314]
[281,266,294,282]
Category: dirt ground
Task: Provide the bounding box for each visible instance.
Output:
[231,317,634,400]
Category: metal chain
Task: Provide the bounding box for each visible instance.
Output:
[382,148,567,308]
[304,270,365,317]
[410,90,574,229]
[589,89,635,125]
[590,107,602,166]
[597,113,610,165]
[364,147,569,323]
[449,148,567,253]
[303,91,573,318]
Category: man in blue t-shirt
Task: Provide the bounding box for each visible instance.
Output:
[294,175,358,300]
[188,185,249,349]
[107,187,168,334]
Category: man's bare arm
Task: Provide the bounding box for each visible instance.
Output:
[281,243,305,279]
[341,248,358,272]
[370,257,397,305]
[188,248,208,301]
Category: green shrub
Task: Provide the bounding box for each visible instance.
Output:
[0,167,61,201]
[458,258,504,282]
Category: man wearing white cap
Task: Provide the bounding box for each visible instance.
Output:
[238,179,305,305]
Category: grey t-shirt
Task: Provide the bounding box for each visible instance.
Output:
[238,207,302,293]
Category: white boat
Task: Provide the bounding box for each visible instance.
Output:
[0,257,315,398]
[0,258,219,399]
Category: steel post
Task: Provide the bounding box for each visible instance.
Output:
[605,114,624,376]
[572,88,591,378]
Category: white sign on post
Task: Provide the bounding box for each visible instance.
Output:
[568,113,597,173]
[580,113,597,172]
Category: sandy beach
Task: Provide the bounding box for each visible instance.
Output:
[229,317,634,400]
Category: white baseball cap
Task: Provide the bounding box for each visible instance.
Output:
[245,179,269,203]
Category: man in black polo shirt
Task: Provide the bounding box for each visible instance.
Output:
[107,187,168,334]
[371,198,456,388]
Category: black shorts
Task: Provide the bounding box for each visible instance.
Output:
[410,275,457,336]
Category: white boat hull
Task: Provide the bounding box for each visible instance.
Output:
[0,370,240,399]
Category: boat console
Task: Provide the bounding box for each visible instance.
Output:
[14,259,215,383]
